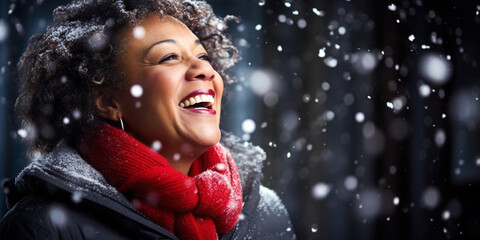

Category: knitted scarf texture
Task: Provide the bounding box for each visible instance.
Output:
[77,123,242,240]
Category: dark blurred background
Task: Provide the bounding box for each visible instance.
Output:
[2,0,480,239]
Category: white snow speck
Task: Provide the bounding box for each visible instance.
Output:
[306,144,312,151]
[258,0,265,6]
[238,38,248,47]
[49,206,67,226]
[393,196,400,205]
[418,84,431,97]
[318,48,326,58]
[250,70,273,96]
[63,117,70,125]
[241,119,256,134]
[255,24,262,31]
[130,84,143,98]
[72,110,81,119]
[151,140,162,152]
[286,152,291,158]
[297,19,307,29]
[388,3,397,11]
[173,153,181,161]
[215,163,226,171]
[312,8,325,16]
[277,45,283,52]
[408,34,415,42]
[386,102,393,109]
[344,176,358,190]
[420,54,452,85]
[321,82,330,91]
[8,4,15,15]
[324,110,335,121]
[357,52,377,73]
[422,186,440,209]
[133,26,145,39]
[284,2,291,7]
[17,129,27,138]
[312,183,330,199]
[71,191,82,203]
[324,57,338,68]
[263,92,278,107]
[434,129,446,147]
[355,112,365,123]
[338,26,346,35]
[442,210,451,220]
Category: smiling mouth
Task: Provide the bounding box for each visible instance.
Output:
[179,89,215,112]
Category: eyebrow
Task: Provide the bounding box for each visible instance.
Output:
[144,39,202,58]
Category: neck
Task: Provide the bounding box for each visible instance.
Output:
[165,155,196,175]
[159,145,209,175]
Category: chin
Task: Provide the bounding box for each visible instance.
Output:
[184,126,221,149]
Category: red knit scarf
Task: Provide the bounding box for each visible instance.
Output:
[77,123,242,240]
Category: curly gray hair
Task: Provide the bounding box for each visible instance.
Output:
[15,0,240,156]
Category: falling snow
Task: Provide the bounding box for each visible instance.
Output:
[420,54,452,85]
[130,84,143,98]
[132,26,145,39]
[408,34,415,42]
[388,4,397,11]
[242,119,256,134]
[2,1,480,239]
[312,183,330,199]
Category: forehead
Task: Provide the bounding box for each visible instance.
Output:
[123,14,198,44]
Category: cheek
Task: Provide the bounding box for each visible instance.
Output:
[143,71,180,101]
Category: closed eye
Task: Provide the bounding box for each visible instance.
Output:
[158,54,179,64]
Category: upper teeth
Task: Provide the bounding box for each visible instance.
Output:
[179,94,215,108]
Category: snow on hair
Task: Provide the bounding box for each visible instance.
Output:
[16,0,240,156]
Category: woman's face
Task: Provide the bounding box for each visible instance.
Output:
[115,15,223,160]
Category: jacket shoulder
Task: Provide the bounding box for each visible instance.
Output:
[1,194,63,239]
[255,186,296,239]
[223,185,296,240]
[0,193,132,240]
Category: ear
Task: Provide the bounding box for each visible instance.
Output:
[94,89,122,121]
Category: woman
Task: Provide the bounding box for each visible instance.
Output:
[0,0,295,239]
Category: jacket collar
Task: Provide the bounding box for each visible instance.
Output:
[219,131,266,197]
[12,131,266,206]
[7,132,266,239]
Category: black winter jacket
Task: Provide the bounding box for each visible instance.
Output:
[0,133,296,240]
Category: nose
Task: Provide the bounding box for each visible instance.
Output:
[186,58,216,81]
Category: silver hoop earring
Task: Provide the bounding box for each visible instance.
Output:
[119,117,125,131]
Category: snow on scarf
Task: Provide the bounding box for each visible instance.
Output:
[77,123,242,240]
